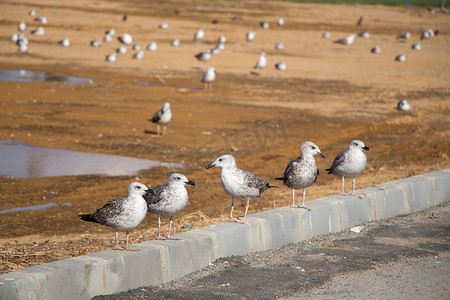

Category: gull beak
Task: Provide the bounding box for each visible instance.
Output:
[363,146,370,151]
[186,180,196,186]
[205,163,215,170]
[319,152,327,159]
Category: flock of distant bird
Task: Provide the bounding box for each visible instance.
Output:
[80,139,369,250]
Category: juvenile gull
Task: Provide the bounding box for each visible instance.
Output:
[326,140,369,198]
[151,102,172,135]
[333,34,355,45]
[205,154,275,224]
[202,66,216,90]
[276,142,326,210]
[144,173,195,240]
[79,182,149,251]
[396,99,411,111]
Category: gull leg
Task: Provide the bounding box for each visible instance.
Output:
[229,198,235,222]
[113,230,122,250]
[235,199,250,224]
[290,188,298,208]
[156,124,160,136]
[125,231,139,251]
[156,215,166,240]
[163,125,167,136]
[297,188,311,211]
[339,176,347,196]
[350,177,363,199]
[166,216,181,240]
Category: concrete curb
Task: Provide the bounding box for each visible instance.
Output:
[1,169,449,299]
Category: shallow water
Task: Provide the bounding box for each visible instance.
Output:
[0,202,72,214]
[0,69,92,84]
[0,140,183,178]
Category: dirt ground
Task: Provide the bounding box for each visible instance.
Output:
[0,0,448,274]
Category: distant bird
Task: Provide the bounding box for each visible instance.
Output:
[357,16,363,26]
[218,35,227,44]
[334,34,355,45]
[106,53,117,62]
[122,14,127,21]
[18,21,26,32]
[79,182,149,251]
[104,34,112,42]
[117,45,127,54]
[202,66,216,90]
[421,29,434,40]
[59,38,70,47]
[29,9,36,16]
[18,43,28,53]
[133,50,144,60]
[171,39,180,47]
[275,42,284,50]
[151,102,172,136]
[195,50,211,69]
[359,29,369,38]
[411,43,422,50]
[211,47,221,55]
[105,29,116,36]
[145,173,195,240]
[396,99,411,111]
[31,26,44,36]
[34,16,47,24]
[275,61,286,71]
[159,22,168,29]
[133,43,141,51]
[322,32,331,39]
[276,142,326,210]
[10,33,18,42]
[397,32,411,39]
[260,21,269,29]
[194,28,204,43]
[254,52,267,71]
[246,31,256,41]
[277,18,285,27]
[395,54,406,62]
[90,40,101,47]
[326,140,369,198]
[205,154,275,223]
[118,33,133,45]
[371,45,381,54]
[147,42,157,51]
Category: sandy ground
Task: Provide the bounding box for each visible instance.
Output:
[0,0,449,274]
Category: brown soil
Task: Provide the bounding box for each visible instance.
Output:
[0,0,449,274]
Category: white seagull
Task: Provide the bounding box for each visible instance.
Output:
[59,38,70,47]
[145,173,195,240]
[202,66,216,90]
[411,43,422,50]
[147,42,157,51]
[205,154,275,224]
[395,54,406,62]
[31,26,44,36]
[276,142,326,210]
[194,28,205,43]
[396,99,411,111]
[246,31,256,41]
[277,18,285,27]
[118,33,133,45]
[255,52,267,71]
[333,34,355,45]
[151,102,172,136]
[18,21,26,32]
[106,53,117,62]
[371,45,381,54]
[133,50,144,60]
[275,61,286,71]
[326,140,369,198]
[79,182,149,251]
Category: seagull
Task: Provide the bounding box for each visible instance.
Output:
[117,45,127,54]
[90,40,101,47]
[333,34,355,45]
[133,43,142,51]
[122,14,127,22]
[34,16,47,24]
[118,33,133,45]
[246,31,256,42]
[145,173,195,240]
[277,18,285,27]
[195,50,211,68]
[159,22,168,29]
[133,50,144,60]
[59,38,70,47]
[205,154,275,224]
[275,42,284,50]
[275,61,286,71]
[397,32,411,39]
[371,45,381,54]
[322,32,331,39]
[79,182,149,251]
[171,39,180,47]
[396,99,411,111]
[395,54,406,62]
[359,29,370,38]
[29,9,36,16]
[356,16,363,26]
[194,28,204,43]
[326,140,369,198]
[255,52,267,71]
[18,43,28,53]
[106,53,117,62]
[147,42,157,51]
[104,34,112,42]
[105,29,116,36]
[218,35,227,44]
[260,21,269,29]
[18,21,26,32]
[411,43,422,50]
[151,102,172,136]
[202,66,216,90]
[10,33,19,42]
[421,29,434,40]
[276,142,326,210]
[31,26,44,36]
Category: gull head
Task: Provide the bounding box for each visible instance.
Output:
[128,182,149,196]
[349,140,369,152]
[301,141,326,158]
[205,154,236,170]
[168,173,196,187]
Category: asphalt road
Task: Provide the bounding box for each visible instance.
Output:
[95,202,449,300]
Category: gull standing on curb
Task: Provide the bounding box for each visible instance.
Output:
[205,155,276,224]
[276,142,326,210]
[79,182,149,251]
[145,173,195,240]
[326,140,369,198]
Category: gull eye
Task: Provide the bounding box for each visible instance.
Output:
[218,158,223,162]
[177,177,181,180]
[136,186,141,189]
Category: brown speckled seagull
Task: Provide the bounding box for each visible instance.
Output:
[276,141,326,210]
[205,154,275,224]
[79,182,149,251]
